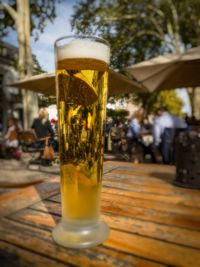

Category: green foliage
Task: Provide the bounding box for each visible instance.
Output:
[0,0,61,40]
[71,0,200,71]
[135,90,184,116]
[32,54,45,74]
[107,108,129,122]
[71,0,199,114]
[160,0,200,49]
[38,95,56,107]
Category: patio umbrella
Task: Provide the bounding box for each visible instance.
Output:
[126,46,200,92]
[10,69,146,96]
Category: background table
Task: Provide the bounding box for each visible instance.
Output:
[0,161,200,266]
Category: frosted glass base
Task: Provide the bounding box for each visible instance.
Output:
[52,220,109,249]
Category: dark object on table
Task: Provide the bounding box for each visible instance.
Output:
[174,131,200,189]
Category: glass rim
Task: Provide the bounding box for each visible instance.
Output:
[55,35,110,48]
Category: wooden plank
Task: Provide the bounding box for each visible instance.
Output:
[105,229,200,267]
[102,199,200,231]
[102,192,200,217]
[50,179,200,210]
[45,192,200,230]
[103,161,121,174]
[49,194,61,202]
[104,171,200,196]
[105,171,175,185]
[102,180,200,207]
[103,175,200,196]
[29,200,200,248]
[108,168,175,180]
[0,177,60,218]
[46,194,200,231]
[0,162,130,218]
[10,207,200,250]
[104,214,200,250]
[4,209,200,267]
[103,162,176,174]
[0,240,68,267]
[0,188,17,195]
[9,207,60,231]
[0,218,165,267]
[101,187,200,208]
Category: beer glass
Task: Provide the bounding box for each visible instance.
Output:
[52,36,110,248]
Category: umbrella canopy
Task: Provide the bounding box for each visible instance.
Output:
[126,46,200,92]
[10,69,146,96]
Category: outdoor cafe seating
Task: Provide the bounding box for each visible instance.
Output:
[18,130,43,161]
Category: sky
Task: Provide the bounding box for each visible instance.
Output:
[3,0,191,114]
[4,0,75,72]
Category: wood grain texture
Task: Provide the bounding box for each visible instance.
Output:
[1,161,200,267]
[10,204,200,251]
[0,240,69,267]
[0,177,60,218]
[105,229,200,267]
[48,193,200,231]
[0,218,164,267]
[6,205,200,267]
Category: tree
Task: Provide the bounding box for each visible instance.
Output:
[71,0,200,115]
[1,0,58,128]
[107,108,129,122]
[136,90,184,116]
[32,54,46,74]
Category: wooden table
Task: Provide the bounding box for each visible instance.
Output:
[0,161,200,267]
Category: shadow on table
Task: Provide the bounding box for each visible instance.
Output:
[149,171,175,184]
[33,179,61,229]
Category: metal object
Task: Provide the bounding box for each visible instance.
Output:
[174,132,200,189]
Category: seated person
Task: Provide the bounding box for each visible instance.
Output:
[126,109,148,163]
[110,121,124,153]
[3,118,21,158]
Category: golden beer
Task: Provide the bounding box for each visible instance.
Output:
[57,58,108,221]
[53,36,110,248]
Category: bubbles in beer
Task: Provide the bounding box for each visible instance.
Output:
[58,71,98,107]
[57,58,108,221]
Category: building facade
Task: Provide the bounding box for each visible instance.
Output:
[0,41,23,132]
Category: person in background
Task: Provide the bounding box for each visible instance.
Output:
[32,108,54,140]
[126,108,152,163]
[153,107,187,164]
[127,112,143,141]
[50,118,58,134]
[110,120,124,153]
[31,108,55,165]
[3,118,21,159]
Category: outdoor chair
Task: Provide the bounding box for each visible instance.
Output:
[18,130,44,168]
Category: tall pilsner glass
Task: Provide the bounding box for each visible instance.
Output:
[52,36,110,248]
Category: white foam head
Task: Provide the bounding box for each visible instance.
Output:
[57,38,110,64]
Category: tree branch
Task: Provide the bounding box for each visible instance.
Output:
[106,14,137,22]
[144,5,170,52]
[167,0,182,52]
[2,2,18,22]
[149,16,165,38]
[136,30,163,40]
[147,5,165,18]
[167,0,179,35]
